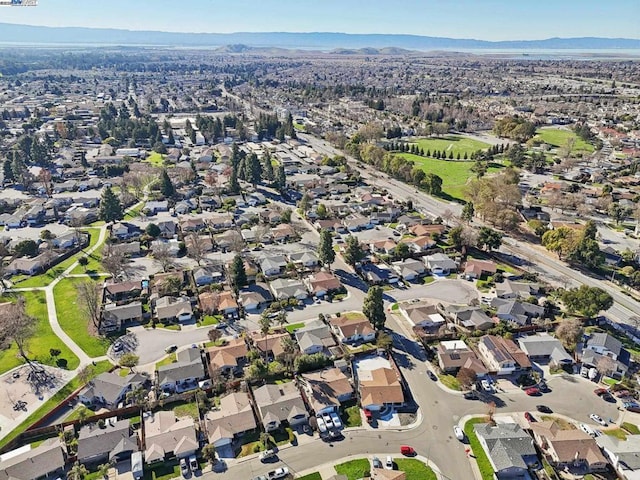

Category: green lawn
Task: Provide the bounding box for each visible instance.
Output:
[53,277,111,357]
[172,401,200,420]
[0,360,112,450]
[398,153,502,201]
[334,459,370,480]
[394,459,437,480]
[144,151,166,167]
[0,291,80,373]
[412,135,490,156]
[297,473,322,480]
[464,418,495,480]
[156,353,177,369]
[11,228,102,288]
[124,202,144,220]
[70,242,106,275]
[198,315,221,327]
[342,405,362,427]
[534,128,594,154]
[285,322,305,333]
[623,422,640,434]
[604,427,628,440]
[438,374,461,391]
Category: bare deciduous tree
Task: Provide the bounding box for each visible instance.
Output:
[152,242,176,272]
[0,297,36,365]
[186,233,208,266]
[101,244,128,281]
[76,281,102,331]
[555,318,583,350]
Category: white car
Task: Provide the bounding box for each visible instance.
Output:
[481,380,492,392]
[179,458,189,477]
[316,416,327,433]
[579,423,597,437]
[330,412,343,429]
[590,414,608,426]
[453,426,464,441]
[322,413,334,429]
[385,456,394,470]
[268,467,289,480]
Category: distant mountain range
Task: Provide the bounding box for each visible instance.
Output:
[1,23,640,50]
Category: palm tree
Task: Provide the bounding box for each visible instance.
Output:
[275,310,288,329]
[68,461,88,480]
[97,462,112,479]
[259,315,272,361]
[280,336,298,374]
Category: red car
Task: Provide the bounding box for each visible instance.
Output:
[594,388,608,396]
[525,387,540,396]
[524,412,534,422]
[364,409,373,423]
[400,445,416,456]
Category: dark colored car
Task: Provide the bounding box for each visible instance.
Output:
[524,412,534,422]
[427,370,437,381]
[536,405,552,413]
[463,391,479,400]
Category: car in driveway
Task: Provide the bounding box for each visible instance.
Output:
[453,426,464,441]
[481,379,492,392]
[463,391,479,400]
[372,457,382,469]
[524,412,534,423]
[267,467,289,479]
[580,423,597,437]
[590,414,608,426]
[165,344,178,353]
[624,402,640,413]
[385,456,394,470]
[180,458,189,477]
[594,388,608,396]
[259,449,277,462]
[188,455,198,472]
[536,405,552,413]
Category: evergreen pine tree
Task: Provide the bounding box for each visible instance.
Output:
[160,169,175,198]
[99,186,124,222]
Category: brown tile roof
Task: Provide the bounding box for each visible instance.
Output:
[250,331,290,357]
[330,315,375,339]
[464,259,497,276]
[205,392,257,444]
[300,367,354,412]
[530,421,607,466]
[359,368,404,407]
[207,338,248,370]
[307,271,342,293]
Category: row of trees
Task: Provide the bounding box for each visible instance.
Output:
[541,220,603,270]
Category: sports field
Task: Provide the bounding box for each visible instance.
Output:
[412,135,490,156]
[534,128,594,153]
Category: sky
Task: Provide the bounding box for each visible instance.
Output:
[0,0,638,40]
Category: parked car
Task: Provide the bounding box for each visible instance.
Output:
[267,467,289,480]
[536,405,552,413]
[260,450,277,462]
[616,389,632,398]
[590,414,608,426]
[322,413,334,429]
[602,393,616,403]
[188,455,198,472]
[364,408,373,423]
[330,412,343,429]
[524,412,534,423]
[463,391,479,400]
[624,402,640,413]
[316,416,327,433]
[400,445,416,456]
[453,426,464,441]
[372,457,382,469]
[165,344,178,353]
[594,388,608,396]
[427,370,437,381]
[180,458,189,477]
[385,456,394,470]
[580,423,597,437]
[525,387,540,396]
[481,379,492,392]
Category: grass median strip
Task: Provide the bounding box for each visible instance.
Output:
[464,417,495,480]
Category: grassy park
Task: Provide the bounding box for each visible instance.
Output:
[412,135,490,156]
[534,127,594,154]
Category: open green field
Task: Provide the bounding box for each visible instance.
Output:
[53,277,111,357]
[334,459,370,480]
[399,153,502,200]
[0,291,80,374]
[144,151,166,167]
[534,128,594,154]
[70,242,106,275]
[11,228,102,288]
[0,360,112,450]
[412,135,490,156]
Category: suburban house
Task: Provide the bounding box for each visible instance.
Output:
[101,301,143,332]
[491,298,545,326]
[109,241,141,258]
[143,411,198,465]
[358,367,404,411]
[530,421,609,472]
[250,331,290,360]
[103,281,143,303]
[495,279,540,299]
[400,301,446,331]
[436,340,481,373]
[517,333,573,365]
[424,253,457,275]
[0,438,65,480]
[305,271,342,298]
[289,250,319,269]
[391,258,426,281]
[299,367,355,414]
[360,263,399,285]
[77,419,139,466]
[329,315,376,344]
[199,290,239,316]
[156,347,206,394]
[193,266,223,286]
[154,296,193,323]
[581,332,630,378]
[477,335,532,375]
[370,238,397,255]
[79,372,146,410]
[445,305,495,331]
[596,433,640,480]
[143,201,169,215]
[270,278,309,301]
[207,337,248,376]
[6,254,50,276]
[204,391,257,457]
[463,259,497,279]
[474,422,539,478]
[260,255,288,277]
[295,320,336,355]
[400,235,436,253]
[253,382,309,432]
[238,283,273,311]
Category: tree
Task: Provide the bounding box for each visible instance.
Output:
[202,444,218,465]
[298,193,311,213]
[0,298,36,367]
[342,235,364,268]
[456,367,477,390]
[119,353,139,372]
[68,462,88,480]
[247,153,262,186]
[145,223,161,238]
[160,169,175,198]
[76,281,102,331]
[394,242,411,260]
[152,243,175,272]
[596,355,617,378]
[376,331,393,351]
[274,164,286,193]
[230,255,247,291]
[186,233,207,265]
[78,256,89,270]
[608,202,630,225]
[262,153,274,181]
[13,240,38,258]
[541,227,580,260]
[363,286,386,331]
[560,285,613,318]
[422,173,443,195]
[317,229,335,270]
[208,328,222,343]
[3,159,14,183]
[99,187,124,223]
[259,315,272,360]
[101,244,128,280]
[97,463,112,479]
[316,203,328,220]
[477,227,502,251]
[281,208,292,223]
[555,318,583,350]
[281,336,298,373]
[49,348,61,359]
[461,202,474,223]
